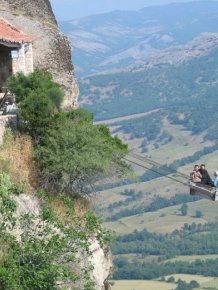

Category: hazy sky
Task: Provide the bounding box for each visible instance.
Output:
[50,0,216,20]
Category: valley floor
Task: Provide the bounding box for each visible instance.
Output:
[112,275,218,290]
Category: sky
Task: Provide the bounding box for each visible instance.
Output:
[50,0,216,21]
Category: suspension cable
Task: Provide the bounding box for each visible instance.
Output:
[129,151,190,179]
[123,156,189,186]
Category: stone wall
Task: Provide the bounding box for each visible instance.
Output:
[12,43,34,75]
[0,114,17,144]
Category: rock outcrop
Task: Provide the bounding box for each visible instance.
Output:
[0,0,79,108]
[12,193,113,290]
[89,241,113,290]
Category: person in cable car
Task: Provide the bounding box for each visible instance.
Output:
[190,165,202,195]
[191,165,202,183]
[199,164,214,186]
[214,172,218,188]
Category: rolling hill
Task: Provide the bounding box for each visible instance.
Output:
[79,34,218,144]
[61,0,218,283]
[60,1,218,75]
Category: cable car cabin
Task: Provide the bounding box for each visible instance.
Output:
[189,182,218,201]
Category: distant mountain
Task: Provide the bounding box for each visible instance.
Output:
[60,1,218,76]
[51,0,206,20]
[63,1,218,282]
[79,32,218,138]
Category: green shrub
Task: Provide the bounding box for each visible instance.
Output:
[0,182,98,290]
[37,114,128,193]
[18,90,54,140]
[7,69,64,141]
[7,69,64,108]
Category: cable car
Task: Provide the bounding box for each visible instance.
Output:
[189,182,218,201]
[124,152,218,202]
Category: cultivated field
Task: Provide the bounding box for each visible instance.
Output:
[104,197,218,235]
[164,255,218,263]
[111,280,175,290]
[111,275,218,290]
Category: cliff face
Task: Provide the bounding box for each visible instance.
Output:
[0,0,57,24]
[0,0,79,108]
[13,193,113,290]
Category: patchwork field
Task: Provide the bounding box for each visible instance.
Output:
[111,280,175,290]
[111,275,218,290]
[104,197,218,235]
[96,116,218,222]
[164,255,218,263]
[95,115,218,282]
[202,278,218,289]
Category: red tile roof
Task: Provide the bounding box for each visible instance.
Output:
[0,18,35,44]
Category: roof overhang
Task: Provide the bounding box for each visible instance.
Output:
[0,18,36,45]
[0,40,20,48]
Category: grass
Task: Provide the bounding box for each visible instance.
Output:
[114,253,159,262]
[104,204,203,234]
[164,255,218,263]
[111,280,175,290]
[111,275,217,290]
[114,254,218,264]
[0,131,38,192]
[104,197,218,235]
[111,274,218,290]
[201,278,218,289]
[97,116,217,198]
[100,118,218,234]
[164,274,214,284]
[144,119,214,164]
[97,175,184,213]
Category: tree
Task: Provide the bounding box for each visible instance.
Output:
[190,280,200,288]
[7,72,129,191]
[167,276,175,283]
[7,69,64,107]
[195,210,203,218]
[18,90,54,140]
[37,113,128,194]
[180,203,188,216]
[7,69,64,141]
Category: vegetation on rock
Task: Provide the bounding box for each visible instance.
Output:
[0,69,127,289]
[8,70,128,194]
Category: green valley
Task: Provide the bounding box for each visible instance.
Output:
[60,0,218,286]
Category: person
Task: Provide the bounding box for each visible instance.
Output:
[191,165,202,183]
[199,164,213,186]
[214,171,218,188]
[190,165,202,195]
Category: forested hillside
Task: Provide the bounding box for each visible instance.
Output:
[80,44,218,142]
[60,1,218,285]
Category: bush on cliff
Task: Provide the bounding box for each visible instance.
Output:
[7,69,63,108]
[7,70,129,194]
[0,173,105,289]
[37,111,128,193]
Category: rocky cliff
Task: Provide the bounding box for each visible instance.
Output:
[12,193,113,290]
[0,0,79,108]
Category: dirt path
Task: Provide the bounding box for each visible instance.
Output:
[94,109,160,125]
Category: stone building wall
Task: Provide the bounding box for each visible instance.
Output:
[0,114,17,144]
[12,43,34,75]
[0,0,79,109]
